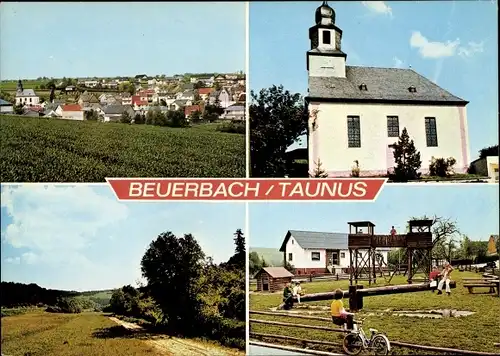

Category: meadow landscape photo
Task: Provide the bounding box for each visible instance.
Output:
[248,184,500,355]
[1,185,246,356]
[0,2,246,182]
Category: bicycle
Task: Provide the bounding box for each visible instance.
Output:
[342,318,391,356]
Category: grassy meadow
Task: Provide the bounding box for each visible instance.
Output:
[0,115,245,181]
[1,310,164,356]
[249,271,500,354]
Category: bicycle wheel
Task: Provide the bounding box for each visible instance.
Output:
[371,333,391,356]
[342,333,363,356]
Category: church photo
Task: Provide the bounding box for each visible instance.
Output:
[249,1,498,182]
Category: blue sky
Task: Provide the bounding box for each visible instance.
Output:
[1,185,245,291]
[249,184,499,248]
[0,2,245,79]
[249,1,498,159]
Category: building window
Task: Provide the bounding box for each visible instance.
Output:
[291,239,294,244]
[288,253,293,261]
[311,252,321,261]
[323,30,331,45]
[387,116,399,137]
[425,117,438,147]
[347,116,361,148]
[341,252,345,259]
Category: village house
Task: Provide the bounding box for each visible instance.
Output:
[184,105,201,118]
[305,2,470,177]
[470,156,499,183]
[121,93,132,106]
[83,80,99,88]
[209,89,234,108]
[57,104,84,121]
[198,87,214,101]
[254,267,294,293]
[102,105,135,122]
[78,91,99,107]
[0,99,14,114]
[171,99,192,111]
[15,80,40,106]
[131,95,148,110]
[279,230,390,275]
[221,104,245,121]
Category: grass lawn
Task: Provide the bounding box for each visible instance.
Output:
[1,311,164,356]
[249,272,500,354]
[0,115,245,181]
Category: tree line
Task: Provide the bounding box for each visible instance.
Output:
[106,229,246,349]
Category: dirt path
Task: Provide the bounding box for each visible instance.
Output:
[109,317,243,356]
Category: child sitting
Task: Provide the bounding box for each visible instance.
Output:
[429,266,441,292]
[331,288,354,330]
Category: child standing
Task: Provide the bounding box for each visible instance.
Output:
[331,289,354,330]
[437,262,454,295]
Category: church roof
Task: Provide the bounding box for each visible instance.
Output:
[16,89,37,97]
[307,66,467,105]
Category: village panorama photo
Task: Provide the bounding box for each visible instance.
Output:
[0,2,246,182]
[249,1,498,183]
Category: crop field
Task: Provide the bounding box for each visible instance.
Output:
[250,272,500,354]
[0,115,245,181]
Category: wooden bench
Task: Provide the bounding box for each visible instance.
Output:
[463,283,497,294]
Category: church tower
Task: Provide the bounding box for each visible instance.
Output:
[17,79,23,93]
[307,1,347,78]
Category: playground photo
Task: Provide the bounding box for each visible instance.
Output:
[248,184,499,355]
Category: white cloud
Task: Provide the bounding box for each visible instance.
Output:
[5,257,20,265]
[458,41,484,57]
[1,185,129,265]
[362,1,393,16]
[410,31,485,60]
[410,31,459,58]
[393,56,404,68]
[21,252,39,265]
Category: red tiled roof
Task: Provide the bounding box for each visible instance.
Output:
[131,96,148,105]
[184,105,201,116]
[198,87,214,95]
[62,104,82,111]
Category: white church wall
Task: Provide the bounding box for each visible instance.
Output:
[308,101,470,177]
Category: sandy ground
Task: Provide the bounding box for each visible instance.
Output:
[109,317,244,356]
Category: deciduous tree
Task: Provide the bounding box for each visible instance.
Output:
[250,85,306,177]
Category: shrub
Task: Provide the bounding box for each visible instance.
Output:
[310,159,328,178]
[429,157,456,177]
[216,121,245,134]
[351,160,360,177]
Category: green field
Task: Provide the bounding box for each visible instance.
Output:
[250,271,500,354]
[1,310,244,356]
[1,311,164,356]
[1,80,46,91]
[0,115,245,181]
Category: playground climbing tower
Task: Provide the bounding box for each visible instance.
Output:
[348,219,434,285]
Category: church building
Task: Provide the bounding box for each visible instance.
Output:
[306,2,470,177]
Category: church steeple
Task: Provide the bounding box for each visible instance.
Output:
[307,1,347,78]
